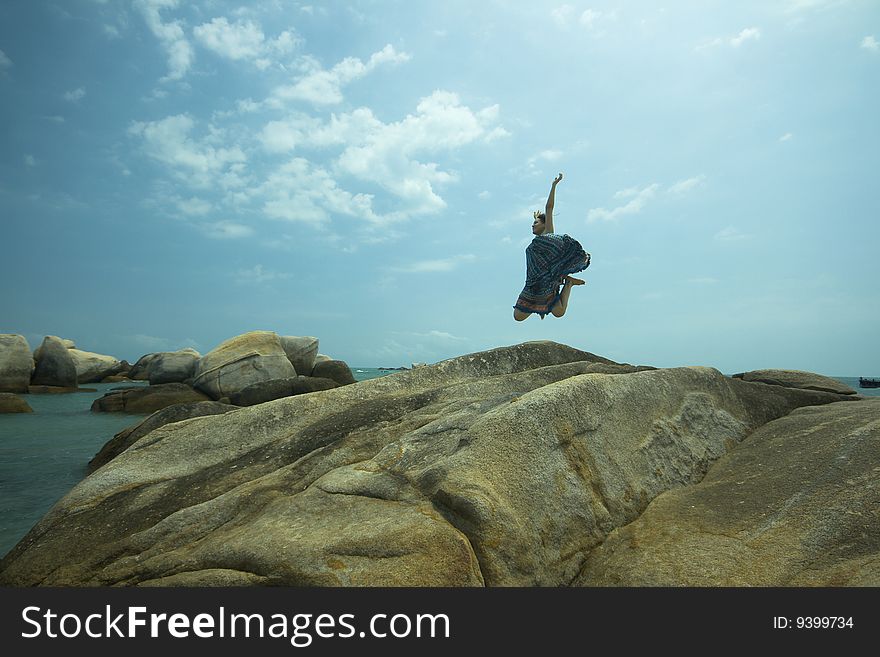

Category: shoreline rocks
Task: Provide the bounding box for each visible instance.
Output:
[91,382,211,414]
[732,369,857,395]
[0,393,33,413]
[31,336,78,388]
[0,335,34,393]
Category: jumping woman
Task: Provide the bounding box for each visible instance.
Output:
[513,173,591,321]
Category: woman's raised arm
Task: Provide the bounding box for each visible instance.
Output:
[544,173,563,234]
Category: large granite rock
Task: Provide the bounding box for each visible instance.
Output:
[0,341,860,587]
[279,336,319,376]
[89,401,238,473]
[192,331,297,400]
[311,360,356,386]
[91,383,211,414]
[69,349,124,383]
[31,336,78,388]
[576,399,880,586]
[229,376,340,407]
[128,354,158,381]
[732,369,856,395]
[0,335,34,393]
[0,393,33,413]
[33,337,76,361]
[147,349,201,385]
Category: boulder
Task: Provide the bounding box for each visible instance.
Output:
[33,337,76,361]
[0,393,33,413]
[314,354,333,365]
[0,341,861,587]
[732,369,856,395]
[31,336,78,388]
[147,349,201,385]
[311,360,356,386]
[128,354,158,381]
[279,336,319,376]
[0,334,34,393]
[192,331,297,400]
[91,383,211,414]
[69,349,124,383]
[88,401,238,473]
[229,376,339,407]
[576,399,880,586]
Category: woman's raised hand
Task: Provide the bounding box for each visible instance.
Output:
[553,173,563,185]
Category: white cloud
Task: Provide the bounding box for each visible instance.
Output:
[588,183,660,222]
[135,0,194,81]
[715,226,750,242]
[478,190,491,200]
[580,9,602,29]
[272,44,410,106]
[24,155,37,167]
[0,49,12,70]
[392,254,477,273]
[128,114,247,189]
[176,196,212,216]
[730,27,761,47]
[234,264,290,283]
[203,221,253,239]
[408,330,467,342]
[779,132,794,142]
[194,16,301,69]
[44,116,66,123]
[861,36,879,52]
[668,174,706,195]
[551,5,576,28]
[63,87,86,102]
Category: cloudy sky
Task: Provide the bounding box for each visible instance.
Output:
[1,0,878,374]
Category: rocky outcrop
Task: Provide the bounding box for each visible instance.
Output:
[576,399,880,586]
[33,337,76,361]
[732,369,856,395]
[88,401,238,473]
[192,331,297,400]
[90,383,211,414]
[0,393,33,413]
[279,336,319,376]
[31,336,78,388]
[0,341,860,587]
[147,349,201,385]
[69,349,124,383]
[128,354,158,381]
[311,360,356,386]
[0,335,34,393]
[229,376,340,407]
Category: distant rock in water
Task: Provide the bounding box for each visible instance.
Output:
[192,331,297,400]
[0,341,868,587]
[732,369,857,395]
[0,393,33,413]
[0,334,34,394]
[91,383,211,414]
[147,349,201,385]
[89,401,238,473]
[310,360,356,386]
[69,348,124,383]
[31,336,78,388]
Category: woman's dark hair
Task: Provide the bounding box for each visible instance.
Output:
[533,211,546,222]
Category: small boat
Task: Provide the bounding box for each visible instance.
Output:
[859,377,880,388]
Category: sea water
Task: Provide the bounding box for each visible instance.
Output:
[0,372,876,559]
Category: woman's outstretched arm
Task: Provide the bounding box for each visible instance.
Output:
[544,172,563,234]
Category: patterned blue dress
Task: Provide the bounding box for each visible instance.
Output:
[513,232,590,317]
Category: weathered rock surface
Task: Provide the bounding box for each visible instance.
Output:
[33,337,76,361]
[279,336,319,377]
[31,336,78,388]
[69,349,124,383]
[732,369,856,395]
[576,399,880,586]
[192,331,297,400]
[88,401,238,473]
[0,393,33,413]
[90,383,211,414]
[147,349,201,385]
[0,335,34,393]
[0,341,861,587]
[311,360,356,386]
[128,354,158,381]
[229,376,340,407]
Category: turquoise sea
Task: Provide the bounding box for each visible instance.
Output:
[0,372,876,559]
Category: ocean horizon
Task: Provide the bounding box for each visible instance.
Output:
[1,371,877,559]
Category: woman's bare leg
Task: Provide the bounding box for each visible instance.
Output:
[551,276,585,317]
[513,309,531,321]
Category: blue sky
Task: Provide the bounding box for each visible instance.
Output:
[1,0,878,374]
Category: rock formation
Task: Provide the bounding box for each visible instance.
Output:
[90,383,211,414]
[732,369,857,396]
[0,393,33,413]
[229,376,340,407]
[311,360,356,386]
[0,341,867,588]
[147,349,201,385]
[69,348,124,383]
[0,335,34,393]
[31,336,78,388]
